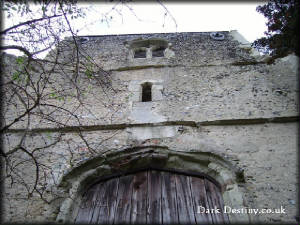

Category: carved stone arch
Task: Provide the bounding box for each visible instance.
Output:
[55,146,249,223]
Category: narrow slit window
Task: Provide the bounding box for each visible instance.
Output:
[134,49,146,58]
[142,83,152,102]
[152,47,165,57]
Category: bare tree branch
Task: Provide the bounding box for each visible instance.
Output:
[0,14,63,35]
[0,45,32,58]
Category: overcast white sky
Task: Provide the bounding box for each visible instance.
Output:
[73,2,268,42]
[3,2,268,56]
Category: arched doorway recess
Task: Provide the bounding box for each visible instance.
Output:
[56,146,249,223]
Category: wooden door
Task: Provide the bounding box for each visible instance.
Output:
[75,170,229,224]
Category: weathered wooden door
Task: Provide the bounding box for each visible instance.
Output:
[75,170,229,224]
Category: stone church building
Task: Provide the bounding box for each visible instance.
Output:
[2,31,298,224]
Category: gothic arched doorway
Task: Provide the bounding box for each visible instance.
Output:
[75,169,229,224]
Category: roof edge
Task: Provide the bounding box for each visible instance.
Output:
[64,31,231,39]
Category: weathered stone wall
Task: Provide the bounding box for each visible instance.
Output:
[48,32,298,125]
[3,121,298,223]
[2,31,299,224]
[3,32,298,128]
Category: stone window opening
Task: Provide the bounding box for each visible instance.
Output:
[127,39,172,60]
[152,46,166,57]
[134,49,147,58]
[141,82,152,102]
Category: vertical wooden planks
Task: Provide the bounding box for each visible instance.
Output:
[189,176,213,224]
[91,178,119,224]
[75,184,101,223]
[106,178,120,224]
[89,182,106,224]
[131,171,148,224]
[114,175,134,224]
[175,174,196,224]
[74,170,230,224]
[211,181,230,223]
[204,179,225,224]
[161,171,179,224]
[147,170,162,224]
